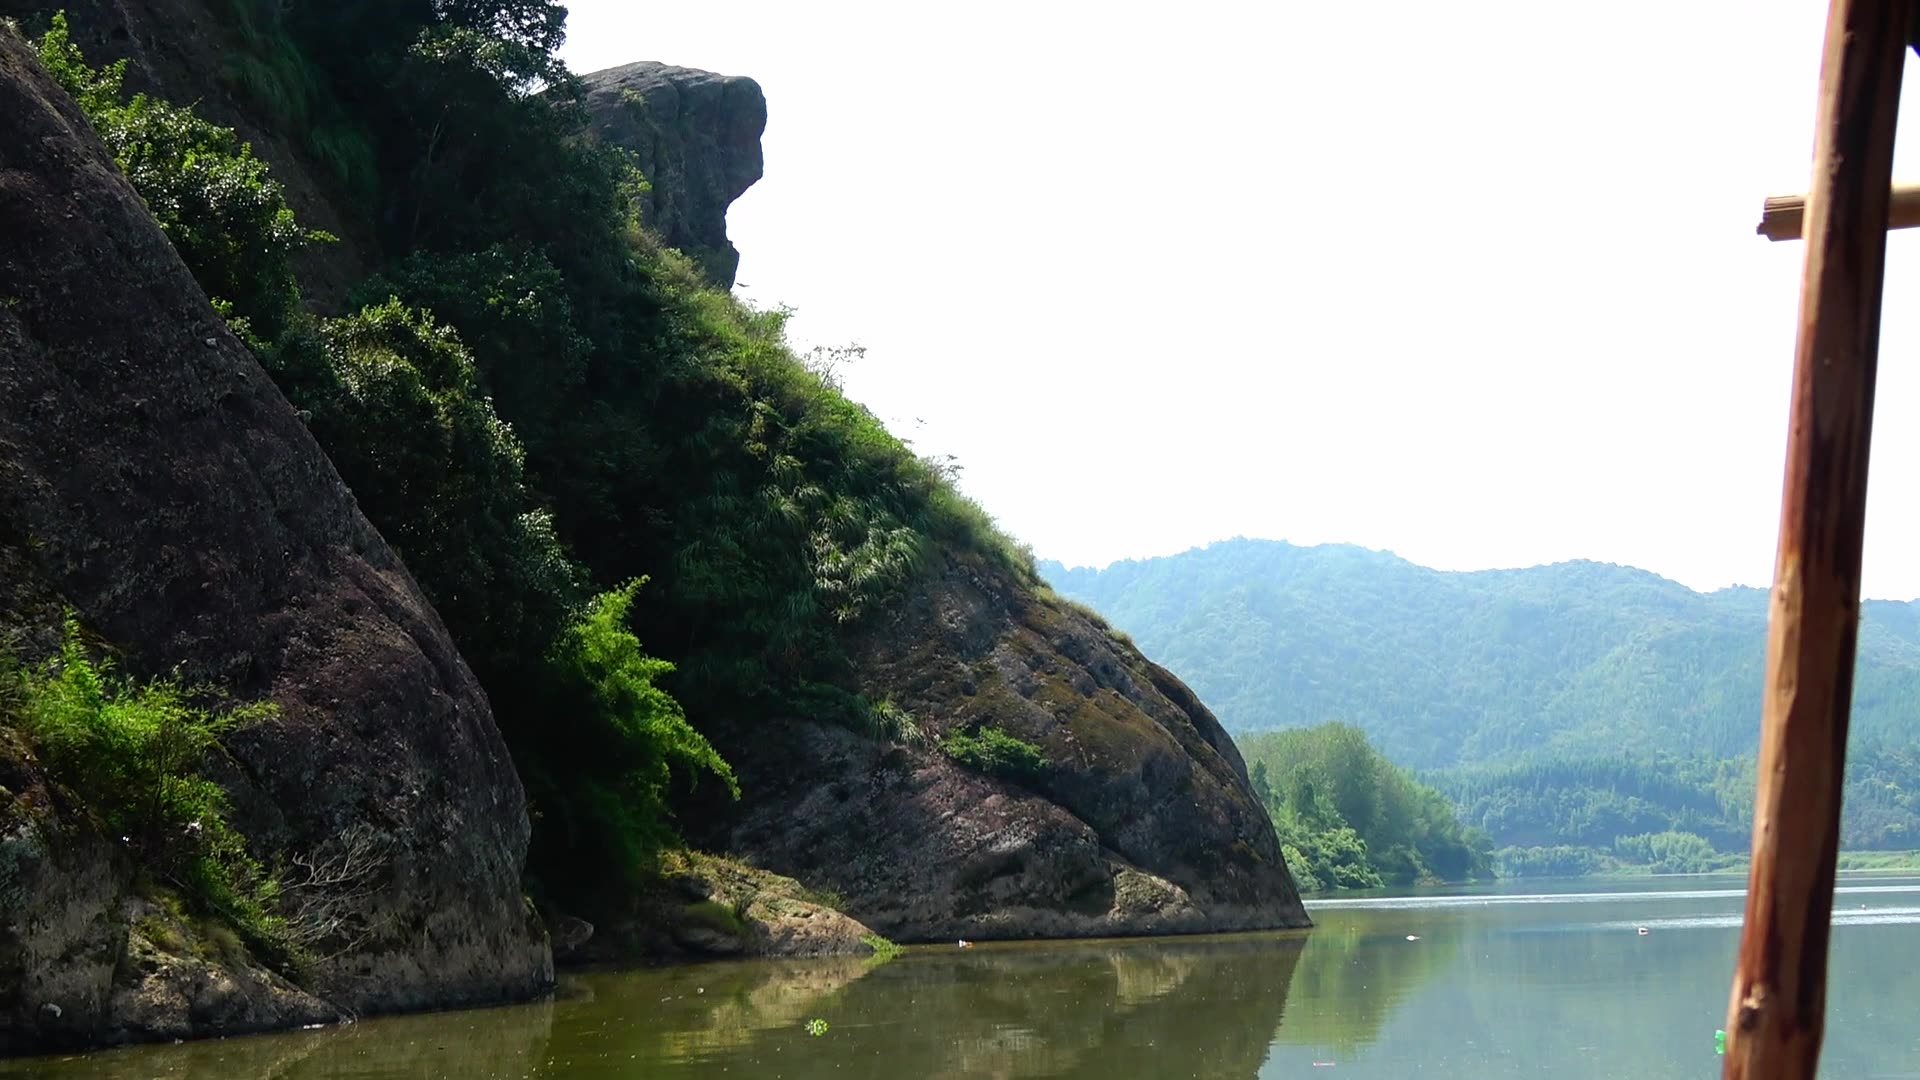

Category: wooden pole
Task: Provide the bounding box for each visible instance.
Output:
[1758,184,1920,240]
[1724,1,1909,1078]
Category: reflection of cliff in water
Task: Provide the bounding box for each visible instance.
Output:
[0,995,556,1079]
[554,955,874,1064]
[2,933,1314,1079]
[567,933,1309,1079]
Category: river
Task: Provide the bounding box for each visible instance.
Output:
[8,873,1917,1078]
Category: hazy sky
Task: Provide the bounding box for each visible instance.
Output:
[561,1,1920,600]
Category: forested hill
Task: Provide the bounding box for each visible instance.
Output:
[1041,539,1920,766]
[1042,539,1920,858]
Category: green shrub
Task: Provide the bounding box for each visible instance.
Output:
[521,579,738,899]
[866,699,926,746]
[5,616,289,961]
[36,14,329,341]
[942,726,1049,783]
[1613,830,1725,874]
[802,886,847,910]
[681,899,746,938]
[860,932,901,963]
[261,300,583,685]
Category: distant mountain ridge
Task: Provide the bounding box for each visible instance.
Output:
[1040,539,1920,768]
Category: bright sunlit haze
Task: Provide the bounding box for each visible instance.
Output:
[562,0,1920,599]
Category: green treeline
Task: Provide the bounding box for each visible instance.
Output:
[1431,752,1754,862]
[1239,723,1490,892]
[23,5,1027,919]
[1439,741,1920,875]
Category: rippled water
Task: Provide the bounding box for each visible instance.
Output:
[9,873,1919,1078]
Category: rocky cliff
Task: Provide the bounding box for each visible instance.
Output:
[579,61,767,288]
[0,6,1306,1056]
[0,28,548,1053]
[721,558,1306,940]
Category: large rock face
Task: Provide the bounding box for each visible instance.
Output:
[579,61,766,288]
[724,557,1309,940]
[0,29,549,1051]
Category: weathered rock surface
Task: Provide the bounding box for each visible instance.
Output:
[0,28,549,1051]
[579,61,766,287]
[572,852,879,964]
[723,557,1310,941]
[0,733,123,1054]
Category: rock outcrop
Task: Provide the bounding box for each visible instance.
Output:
[579,61,767,288]
[0,28,548,1052]
[722,557,1309,941]
[570,852,880,964]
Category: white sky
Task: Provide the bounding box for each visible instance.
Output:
[561,1,1920,600]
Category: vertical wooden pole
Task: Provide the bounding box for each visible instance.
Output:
[1724,2,1909,1078]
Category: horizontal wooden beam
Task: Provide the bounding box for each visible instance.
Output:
[1758,183,1920,240]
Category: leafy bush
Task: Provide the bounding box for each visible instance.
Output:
[261,301,736,906]
[1612,830,1727,874]
[521,579,737,898]
[942,726,1049,782]
[1492,845,1606,878]
[5,617,288,959]
[1273,819,1380,891]
[352,246,591,451]
[260,300,583,684]
[860,932,902,963]
[866,699,926,746]
[36,14,327,341]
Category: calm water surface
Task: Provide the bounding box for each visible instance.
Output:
[10,873,1919,1078]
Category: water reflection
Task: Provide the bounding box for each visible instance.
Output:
[0,934,1311,1079]
[1267,874,1920,1079]
[9,995,555,1079]
[14,875,1920,1080]
[558,934,1309,1079]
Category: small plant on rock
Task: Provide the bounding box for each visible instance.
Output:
[941,725,1049,783]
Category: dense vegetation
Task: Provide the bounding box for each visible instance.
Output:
[24,5,1027,917]
[3,618,290,962]
[940,725,1050,783]
[1240,723,1490,891]
[1047,539,1920,871]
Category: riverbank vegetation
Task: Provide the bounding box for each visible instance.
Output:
[1239,723,1491,892]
